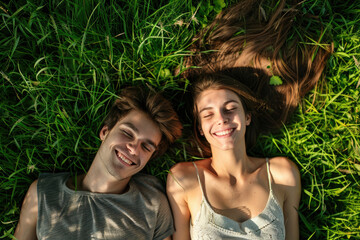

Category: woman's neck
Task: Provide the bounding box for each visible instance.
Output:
[210,144,251,178]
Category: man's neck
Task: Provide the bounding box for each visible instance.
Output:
[75,167,131,194]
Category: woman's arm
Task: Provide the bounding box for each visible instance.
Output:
[283,160,301,240]
[271,157,301,240]
[14,180,39,240]
[166,167,191,240]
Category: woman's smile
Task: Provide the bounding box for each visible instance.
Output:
[212,128,235,137]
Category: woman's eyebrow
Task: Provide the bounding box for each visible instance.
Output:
[199,99,239,113]
[224,100,239,105]
[199,106,213,114]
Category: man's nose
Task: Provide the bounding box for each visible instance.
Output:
[126,140,140,155]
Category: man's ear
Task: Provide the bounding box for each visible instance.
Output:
[99,125,109,141]
[246,113,251,126]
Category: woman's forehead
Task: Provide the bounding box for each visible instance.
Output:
[197,89,241,107]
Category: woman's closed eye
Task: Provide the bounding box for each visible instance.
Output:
[225,107,237,112]
[202,112,213,119]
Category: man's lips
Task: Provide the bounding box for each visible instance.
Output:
[213,128,235,137]
[115,150,136,166]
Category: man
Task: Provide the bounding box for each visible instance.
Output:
[14,86,182,240]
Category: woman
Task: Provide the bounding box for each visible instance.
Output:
[167,0,331,238]
[167,71,301,239]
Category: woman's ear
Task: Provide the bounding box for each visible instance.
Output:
[99,125,109,141]
[246,113,251,126]
[198,125,204,135]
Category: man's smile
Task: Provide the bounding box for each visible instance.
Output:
[115,149,136,166]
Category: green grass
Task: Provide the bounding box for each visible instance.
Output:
[1,0,359,239]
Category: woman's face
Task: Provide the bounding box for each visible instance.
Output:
[196,89,251,151]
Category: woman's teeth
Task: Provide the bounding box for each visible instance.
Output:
[214,129,233,136]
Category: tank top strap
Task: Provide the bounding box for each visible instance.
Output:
[266,157,273,192]
[192,162,205,197]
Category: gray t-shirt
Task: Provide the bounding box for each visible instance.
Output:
[36,172,174,240]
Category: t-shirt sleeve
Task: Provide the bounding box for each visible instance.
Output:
[153,194,174,240]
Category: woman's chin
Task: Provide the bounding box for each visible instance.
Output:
[212,143,236,152]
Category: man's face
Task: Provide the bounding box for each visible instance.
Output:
[97,110,162,181]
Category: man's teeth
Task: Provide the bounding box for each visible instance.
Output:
[117,152,133,165]
[121,157,132,165]
[215,129,233,136]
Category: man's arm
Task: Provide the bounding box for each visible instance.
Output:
[14,180,38,240]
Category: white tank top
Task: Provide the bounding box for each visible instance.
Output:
[190,158,285,239]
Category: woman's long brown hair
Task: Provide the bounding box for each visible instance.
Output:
[183,0,333,125]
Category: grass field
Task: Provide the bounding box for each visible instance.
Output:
[1,0,359,239]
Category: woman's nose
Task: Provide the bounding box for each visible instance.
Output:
[217,112,229,125]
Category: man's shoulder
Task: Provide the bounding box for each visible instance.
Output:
[37,172,70,193]
[131,173,163,187]
[38,172,70,180]
[131,173,167,198]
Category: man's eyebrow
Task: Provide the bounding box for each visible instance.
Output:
[199,100,239,113]
[122,122,158,149]
[122,122,139,133]
[144,139,157,150]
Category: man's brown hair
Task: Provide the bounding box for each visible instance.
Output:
[102,86,182,159]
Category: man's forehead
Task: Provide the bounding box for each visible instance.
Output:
[118,110,162,145]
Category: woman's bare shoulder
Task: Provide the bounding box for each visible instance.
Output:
[170,159,210,174]
[268,156,300,187]
[168,159,210,191]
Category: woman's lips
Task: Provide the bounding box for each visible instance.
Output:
[213,128,235,137]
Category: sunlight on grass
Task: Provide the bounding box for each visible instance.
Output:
[1,0,359,239]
